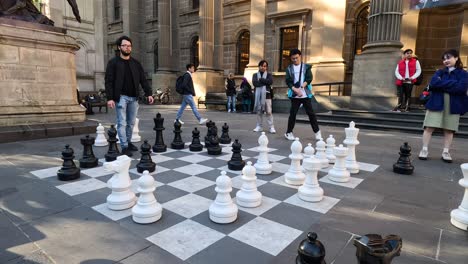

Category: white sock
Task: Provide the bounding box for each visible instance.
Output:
[443,148,449,153]
[422,146,428,151]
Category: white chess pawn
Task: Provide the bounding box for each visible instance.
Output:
[284,138,306,185]
[328,144,350,183]
[254,132,272,174]
[209,171,238,224]
[131,118,142,143]
[132,170,162,224]
[451,163,468,230]
[325,135,336,164]
[104,155,136,210]
[299,152,323,202]
[236,161,262,207]
[344,121,360,174]
[303,143,314,159]
[315,139,329,169]
[94,123,108,147]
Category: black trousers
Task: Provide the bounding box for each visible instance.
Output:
[287,98,320,133]
[396,83,413,109]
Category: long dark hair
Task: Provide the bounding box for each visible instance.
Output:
[442,49,463,69]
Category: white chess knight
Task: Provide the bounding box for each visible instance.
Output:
[344,121,360,174]
[94,123,108,147]
[236,161,262,208]
[132,170,162,224]
[254,132,272,174]
[104,155,136,210]
[299,149,323,202]
[131,118,142,143]
[328,144,351,183]
[450,163,468,230]
[325,135,336,164]
[209,171,238,224]
[284,138,306,185]
[315,139,329,169]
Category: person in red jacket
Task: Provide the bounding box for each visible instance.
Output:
[393,49,421,112]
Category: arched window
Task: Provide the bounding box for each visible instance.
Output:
[236,31,250,75]
[354,6,369,55]
[190,36,199,68]
[154,42,158,72]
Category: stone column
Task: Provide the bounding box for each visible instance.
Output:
[213,0,224,71]
[244,0,266,83]
[94,0,106,92]
[350,0,404,110]
[459,9,468,67]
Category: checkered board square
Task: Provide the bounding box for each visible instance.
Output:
[30,143,379,262]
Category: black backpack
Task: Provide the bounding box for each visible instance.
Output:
[175,74,187,94]
[414,71,423,86]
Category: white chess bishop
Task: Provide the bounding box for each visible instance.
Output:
[303,143,314,159]
[299,148,323,202]
[344,121,360,174]
[236,161,262,208]
[94,123,108,147]
[328,144,351,183]
[254,132,272,174]
[450,163,468,230]
[104,155,136,210]
[325,135,336,164]
[131,118,142,143]
[132,171,162,224]
[315,139,329,169]
[284,138,306,185]
[209,171,238,224]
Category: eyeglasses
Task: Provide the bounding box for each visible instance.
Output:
[120,44,132,48]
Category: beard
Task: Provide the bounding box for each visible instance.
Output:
[120,50,131,56]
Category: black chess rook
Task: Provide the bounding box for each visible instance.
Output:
[79,135,98,168]
[137,140,156,173]
[105,124,120,162]
[57,144,81,181]
[153,112,167,152]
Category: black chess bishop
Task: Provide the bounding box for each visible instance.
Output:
[137,140,156,173]
[105,124,120,162]
[189,127,203,152]
[171,120,185,149]
[228,139,245,170]
[220,123,232,144]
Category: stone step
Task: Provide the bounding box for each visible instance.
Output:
[330,109,468,123]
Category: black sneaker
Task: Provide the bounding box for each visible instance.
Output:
[121,147,133,157]
[128,143,138,151]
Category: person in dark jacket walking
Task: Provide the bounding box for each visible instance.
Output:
[175,63,208,125]
[418,49,468,162]
[225,73,237,112]
[105,36,154,156]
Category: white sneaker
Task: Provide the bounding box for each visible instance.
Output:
[269,127,276,134]
[174,119,184,125]
[199,118,208,125]
[284,132,295,141]
[253,126,263,132]
[315,130,323,141]
[442,152,452,163]
[228,109,231,113]
[418,149,428,160]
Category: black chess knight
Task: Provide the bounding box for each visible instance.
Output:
[228,139,245,170]
[57,144,80,181]
[204,120,215,148]
[105,125,120,162]
[171,120,185,149]
[189,128,203,152]
[393,142,414,175]
[79,135,98,168]
[137,140,156,173]
[220,123,232,144]
[153,113,167,152]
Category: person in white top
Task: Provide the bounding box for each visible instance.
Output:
[394,49,422,112]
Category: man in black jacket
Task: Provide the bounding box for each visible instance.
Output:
[105,36,154,156]
[175,63,208,125]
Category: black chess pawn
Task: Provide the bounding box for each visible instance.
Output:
[153,112,167,152]
[171,120,185,149]
[207,125,222,155]
[220,123,232,144]
[79,135,98,168]
[189,127,203,152]
[228,139,245,170]
[393,142,414,175]
[137,140,156,173]
[105,125,120,162]
[296,232,326,264]
[57,144,81,181]
[205,120,215,148]
[354,234,402,264]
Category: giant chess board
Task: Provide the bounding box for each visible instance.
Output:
[30,142,379,262]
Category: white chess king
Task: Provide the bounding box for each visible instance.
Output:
[450,163,468,230]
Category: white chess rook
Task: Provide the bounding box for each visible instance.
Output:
[94,123,108,147]
[315,139,329,169]
[209,171,238,224]
[104,155,136,210]
[132,171,162,224]
[328,144,351,183]
[344,121,360,174]
[254,132,272,174]
[284,138,306,185]
[325,135,336,164]
[236,161,262,208]
[450,163,468,230]
[299,148,323,202]
[131,118,142,143]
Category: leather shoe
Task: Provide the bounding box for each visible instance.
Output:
[121,147,133,157]
[128,143,138,151]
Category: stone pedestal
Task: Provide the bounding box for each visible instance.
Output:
[192,71,224,102]
[0,18,85,126]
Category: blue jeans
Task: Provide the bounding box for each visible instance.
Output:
[116,95,139,148]
[176,94,202,121]
[227,95,236,112]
